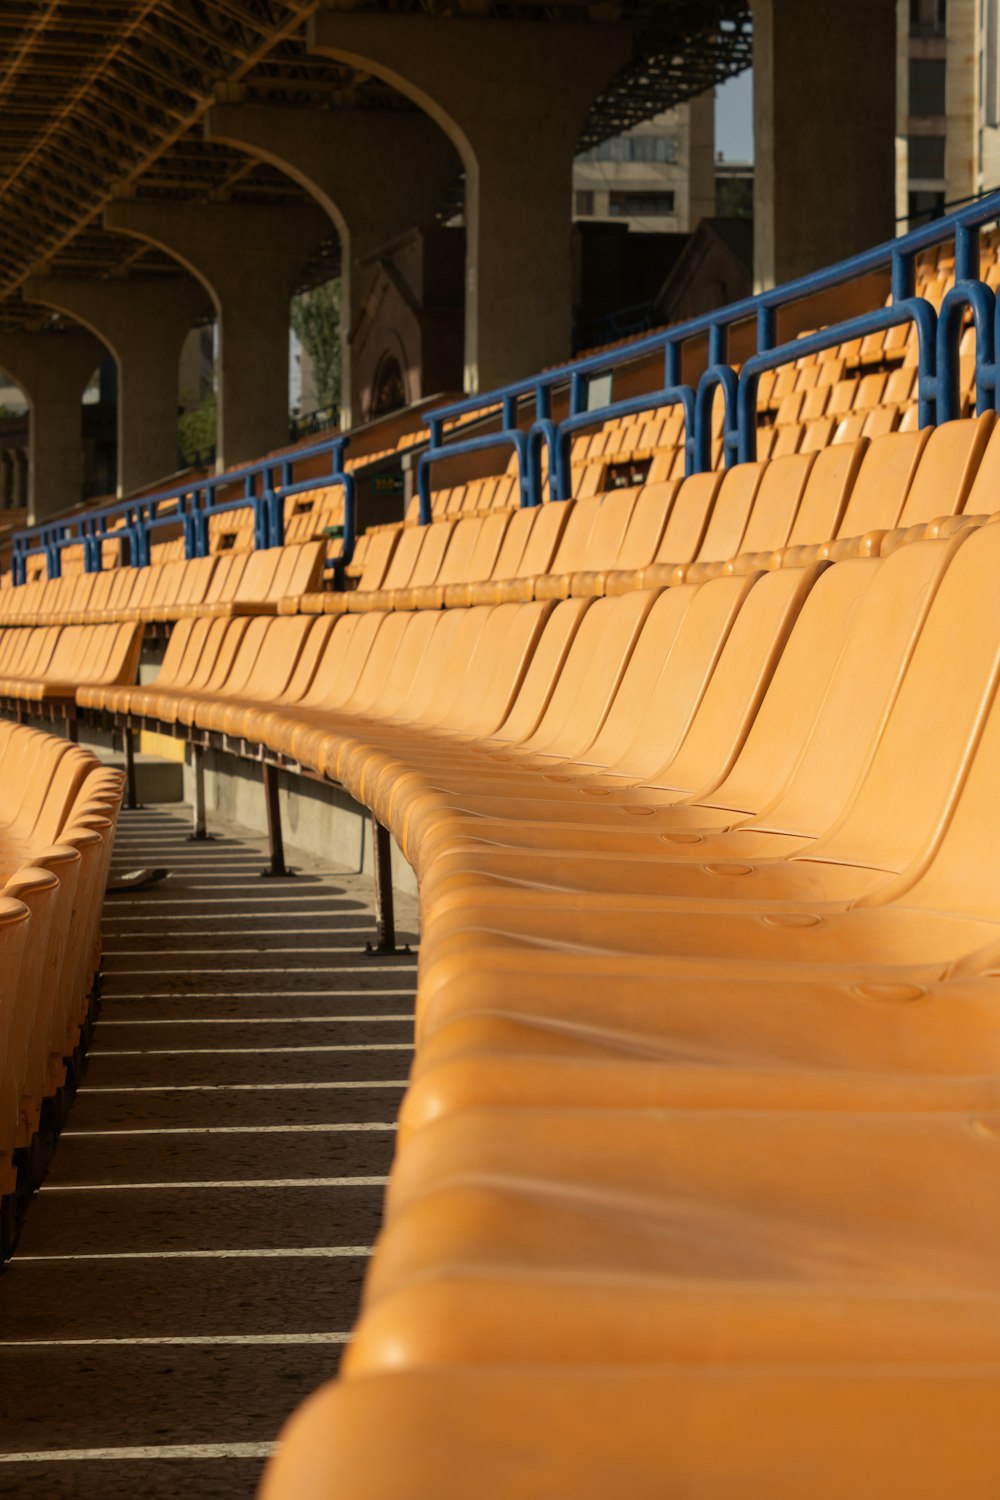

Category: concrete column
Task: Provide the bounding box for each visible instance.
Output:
[22,276,210,497]
[752,0,897,289]
[686,91,717,231]
[0,330,106,523]
[204,105,460,429]
[11,450,27,508]
[308,11,632,391]
[103,201,330,468]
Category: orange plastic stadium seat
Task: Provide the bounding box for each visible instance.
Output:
[601,472,723,595]
[395,517,486,610]
[346,522,453,614]
[535,488,643,601]
[640,461,765,586]
[567,481,681,597]
[776,426,932,565]
[10,181,1000,1500]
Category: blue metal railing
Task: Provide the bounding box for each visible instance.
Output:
[11,435,356,586]
[418,188,1000,512]
[11,187,1000,585]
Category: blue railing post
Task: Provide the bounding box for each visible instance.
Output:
[935,282,995,422]
[9,185,1000,584]
[891,248,916,304]
[44,527,62,580]
[694,366,740,474]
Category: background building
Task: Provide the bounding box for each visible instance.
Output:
[897,0,1000,225]
[572,93,716,234]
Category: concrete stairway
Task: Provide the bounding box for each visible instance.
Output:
[0,804,418,1499]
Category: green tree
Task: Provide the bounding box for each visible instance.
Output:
[291,278,341,412]
[178,388,217,465]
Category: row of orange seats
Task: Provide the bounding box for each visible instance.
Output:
[58,473,1000,1491]
[284,415,999,615]
[0,725,123,1258]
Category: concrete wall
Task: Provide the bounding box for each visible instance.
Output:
[183,749,418,899]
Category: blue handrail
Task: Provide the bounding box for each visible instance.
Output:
[415,187,1000,515]
[10,185,1000,585]
[11,434,356,584]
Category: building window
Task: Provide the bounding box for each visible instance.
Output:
[909,57,947,115]
[908,188,947,224]
[579,134,678,165]
[627,136,677,164]
[608,190,676,217]
[908,134,946,178]
[909,0,947,36]
[574,190,595,216]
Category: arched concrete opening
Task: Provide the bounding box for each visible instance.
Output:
[178,320,219,469]
[307,12,633,392]
[370,346,408,421]
[23,276,211,498]
[0,329,107,523]
[81,356,118,501]
[103,201,335,471]
[0,373,29,510]
[202,104,460,429]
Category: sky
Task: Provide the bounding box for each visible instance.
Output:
[715,68,754,163]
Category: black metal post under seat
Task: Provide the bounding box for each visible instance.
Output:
[260,761,294,877]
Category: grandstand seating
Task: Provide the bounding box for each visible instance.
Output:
[2,396,975,1489]
[0,622,143,714]
[0,723,123,1256]
[8,209,1000,1493]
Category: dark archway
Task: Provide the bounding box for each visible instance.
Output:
[370,352,407,418]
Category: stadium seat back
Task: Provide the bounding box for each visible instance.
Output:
[810,521,1000,877]
[278,617,338,704]
[519,588,659,758]
[652,472,724,565]
[548,496,605,575]
[301,614,385,709]
[379,611,461,720]
[658,564,823,795]
[407,520,456,589]
[957,413,1000,516]
[834,428,931,539]
[704,556,877,818]
[357,529,401,592]
[442,601,556,736]
[233,547,283,602]
[435,518,484,585]
[462,511,511,582]
[784,439,866,546]
[239,616,315,701]
[346,613,430,715]
[735,451,813,555]
[894,412,995,528]
[727,537,965,831]
[611,481,679,571]
[590,574,757,776]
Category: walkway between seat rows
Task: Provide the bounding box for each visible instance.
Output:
[0,803,419,1500]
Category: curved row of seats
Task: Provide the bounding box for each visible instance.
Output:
[6,404,1000,1485]
[0,541,324,629]
[62,416,1000,1489]
[281,413,996,615]
[0,723,123,1257]
[0,621,143,705]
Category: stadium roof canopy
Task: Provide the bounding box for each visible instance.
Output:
[0,0,751,333]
